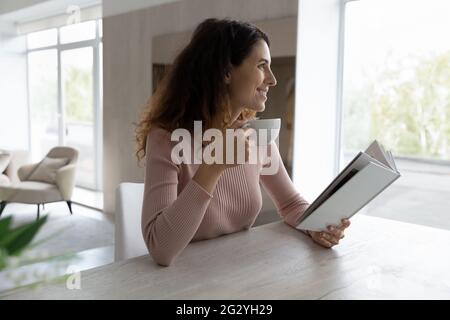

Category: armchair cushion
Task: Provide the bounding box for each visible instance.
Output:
[18,163,39,182]
[28,157,68,184]
[0,181,62,203]
[0,152,11,173]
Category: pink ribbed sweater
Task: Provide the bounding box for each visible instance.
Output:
[141,127,310,266]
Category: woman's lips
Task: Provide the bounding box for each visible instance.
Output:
[257,88,268,98]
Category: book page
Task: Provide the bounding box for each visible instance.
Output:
[365,140,392,169]
[379,143,397,170]
[387,150,398,172]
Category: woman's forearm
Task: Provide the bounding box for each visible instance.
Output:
[143,179,214,266]
[192,164,226,194]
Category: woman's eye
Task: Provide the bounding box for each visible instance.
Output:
[258,64,265,70]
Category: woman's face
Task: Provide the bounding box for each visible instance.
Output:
[227,39,277,118]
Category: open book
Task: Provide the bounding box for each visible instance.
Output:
[295,140,401,232]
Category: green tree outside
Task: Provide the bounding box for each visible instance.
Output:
[344,50,450,160]
[64,66,93,123]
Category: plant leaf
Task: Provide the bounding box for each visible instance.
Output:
[0,216,13,239]
[0,215,48,256]
[0,247,8,270]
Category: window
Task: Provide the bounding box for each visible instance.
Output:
[340,0,450,229]
[27,20,103,190]
[28,50,58,157]
[342,0,450,161]
[60,20,96,44]
[27,28,57,49]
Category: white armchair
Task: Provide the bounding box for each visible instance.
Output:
[0,147,78,218]
[0,149,29,185]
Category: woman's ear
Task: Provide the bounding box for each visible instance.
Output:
[224,72,231,84]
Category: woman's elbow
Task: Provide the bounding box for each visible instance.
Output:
[142,224,178,266]
[150,248,174,267]
[143,232,175,266]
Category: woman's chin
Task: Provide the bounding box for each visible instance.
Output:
[249,104,265,113]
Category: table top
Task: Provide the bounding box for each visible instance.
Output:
[2,215,450,299]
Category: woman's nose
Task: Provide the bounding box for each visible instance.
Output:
[266,70,277,86]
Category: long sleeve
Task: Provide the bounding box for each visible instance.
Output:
[259,142,310,228]
[141,128,213,266]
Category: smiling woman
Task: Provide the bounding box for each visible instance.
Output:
[135,18,351,267]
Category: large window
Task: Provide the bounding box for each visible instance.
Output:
[342,0,450,162]
[28,49,58,158]
[340,0,450,229]
[27,20,103,190]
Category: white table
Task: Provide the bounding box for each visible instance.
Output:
[2,215,450,299]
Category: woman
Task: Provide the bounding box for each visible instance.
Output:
[135,18,350,266]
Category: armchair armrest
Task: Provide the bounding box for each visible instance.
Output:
[6,150,30,183]
[17,163,39,182]
[55,164,77,200]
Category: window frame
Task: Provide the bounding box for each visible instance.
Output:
[336,0,360,175]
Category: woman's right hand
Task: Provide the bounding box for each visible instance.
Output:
[208,118,254,171]
[193,118,253,194]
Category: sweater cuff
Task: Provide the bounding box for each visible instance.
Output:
[282,194,310,227]
[190,179,214,199]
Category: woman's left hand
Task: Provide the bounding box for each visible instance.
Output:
[306,218,351,248]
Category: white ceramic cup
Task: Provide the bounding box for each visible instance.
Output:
[243,118,281,146]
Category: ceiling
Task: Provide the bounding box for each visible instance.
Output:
[0,0,181,24]
[0,0,100,23]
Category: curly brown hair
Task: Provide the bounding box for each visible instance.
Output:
[135,18,270,164]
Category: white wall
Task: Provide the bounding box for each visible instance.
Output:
[153,17,297,64]
[292,0,342,202]
[102,0,180,18]
[0,22,29,151]
[0,0,48,15]
[102,0,298,214]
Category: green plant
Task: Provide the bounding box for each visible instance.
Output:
[0,215,48,270]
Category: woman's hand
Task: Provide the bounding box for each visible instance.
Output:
[305,218,351,248]
[194,118,253,193]
[207,118,253,171]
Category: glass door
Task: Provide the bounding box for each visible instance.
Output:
[28,49,59,161]
[61,47,96,189]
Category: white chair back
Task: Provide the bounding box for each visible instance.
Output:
[115,182,147,261]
